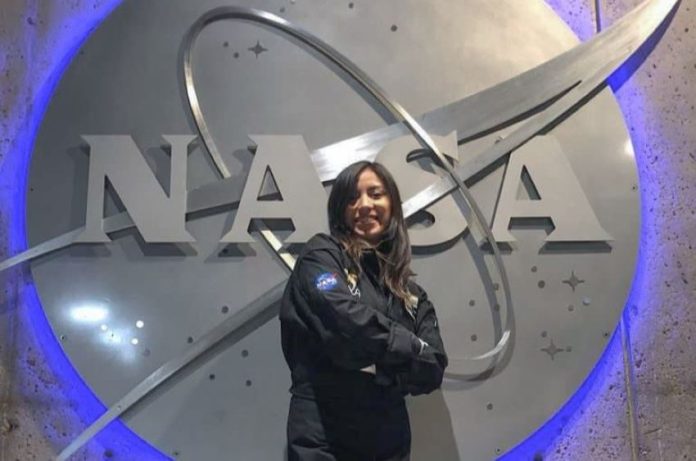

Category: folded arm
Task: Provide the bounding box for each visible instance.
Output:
[379,287,448,396]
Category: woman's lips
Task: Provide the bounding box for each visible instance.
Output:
[356,217,378,226]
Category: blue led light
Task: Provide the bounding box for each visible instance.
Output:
[0,1,663,459]
[0,1,168,458]
[499,329,624,460]
[500,1,660,458]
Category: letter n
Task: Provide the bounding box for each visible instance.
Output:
[76,135,195,243]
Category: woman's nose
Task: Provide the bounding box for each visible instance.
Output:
[356,194,373,211]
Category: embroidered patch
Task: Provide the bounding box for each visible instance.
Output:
[315,272,339,291]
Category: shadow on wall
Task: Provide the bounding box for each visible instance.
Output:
[410,390,461,461]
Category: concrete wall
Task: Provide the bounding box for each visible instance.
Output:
[1,1,694,460]
[544,1,696,460]
[1,2,130,459]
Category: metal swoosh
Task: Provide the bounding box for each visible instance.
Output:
[310,0,679,179]
[53,0,678,458]
[3,0,675,275]
[402,0,678,217]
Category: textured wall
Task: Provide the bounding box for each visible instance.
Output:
[0,2,131,459]
[1,1,694,460]
[543,0,696,460]
[605,0,696,459]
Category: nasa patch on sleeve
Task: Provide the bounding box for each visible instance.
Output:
[315,272,339,291]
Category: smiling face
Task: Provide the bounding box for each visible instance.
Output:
[344,167,393,245]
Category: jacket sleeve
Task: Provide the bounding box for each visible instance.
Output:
[295,248,424,367]
[394,288,448,396]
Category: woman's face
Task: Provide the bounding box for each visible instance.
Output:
[344,167,392,245]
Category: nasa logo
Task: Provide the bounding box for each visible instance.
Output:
[315,272,339,292]
[3,0,676,459]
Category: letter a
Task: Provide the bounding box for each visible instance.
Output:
[492,135,613,243]
[222,135,327,243]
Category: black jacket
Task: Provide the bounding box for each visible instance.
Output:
[280,233,448,399]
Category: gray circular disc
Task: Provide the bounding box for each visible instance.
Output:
[27,1,638,459]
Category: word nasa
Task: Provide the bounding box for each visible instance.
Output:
[76,132,611,247]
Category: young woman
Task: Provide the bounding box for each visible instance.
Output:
[280,161,448,461]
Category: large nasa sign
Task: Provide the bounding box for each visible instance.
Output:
[3,0,676,459]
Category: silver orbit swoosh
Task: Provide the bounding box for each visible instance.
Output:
[183,8,514,361]
[42,0,675,457]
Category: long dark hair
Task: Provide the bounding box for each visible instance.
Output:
[328,161,414,304]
